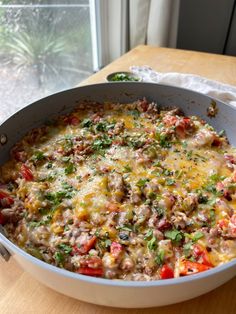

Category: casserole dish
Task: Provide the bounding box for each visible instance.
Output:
[1,82,236,308]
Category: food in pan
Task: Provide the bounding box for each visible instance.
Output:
[1,99,236,281]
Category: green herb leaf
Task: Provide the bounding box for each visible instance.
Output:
[155,249,165,265]
[165,178,175,186]
[54,251,65,264]
[192,231,204,241]
[45,190,74,205]
[58,244,72,254]
[95,122,107,132]
[156,132,171,148]
[165,229,183,244]
[183,242,193,257]
[117,225,133,232]
[92,135,112,151]
[81,118,92,128]
[136,178,149,187]
[32,151,45,161]
[147,236,157,251]
[186,150,193,160]
[65,163,76,175]
[123,164,132,173]
[144,229,153,240]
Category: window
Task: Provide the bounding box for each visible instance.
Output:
[0,0,98,121]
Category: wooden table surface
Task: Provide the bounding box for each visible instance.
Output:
[1,45,236,314]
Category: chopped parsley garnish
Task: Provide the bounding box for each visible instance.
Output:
[117,225,133,232]
[144,229,158,251]
[165,229,183,244]
[54,251,65,264]
[81,118,92,128]
[92,135,112,152]
[156,132,171,148]
[183,242,192,257]
[192,231,204,241]
[32,151,45,161]
[123,165,132,172]
[186,150,193,160]
[155,249,165,265]
[147,236,158,251]
[58,244,72,254]
[45,190,74,205]
[144,229,153,240]
[165,178,175,186]
[136,178,149,187]
[65,162,76,175]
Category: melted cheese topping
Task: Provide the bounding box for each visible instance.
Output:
[1,99,236,281]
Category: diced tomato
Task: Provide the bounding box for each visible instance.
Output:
[180,260,212,276]
[193,244,213,267]
[72,236,97,255]
[0,212,5,225]
[77,267,103,277]
[160,264,174,279]
[20,164,34,181]
[110,242,123,258]
[64,115,79,126]
[0,190,14,207]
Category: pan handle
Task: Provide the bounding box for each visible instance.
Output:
[0,225,11,261]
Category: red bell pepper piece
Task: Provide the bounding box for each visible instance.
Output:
[77,267,103,277]
[180,260,212,276]
[20,164,34,181]
[160,264,174,279]
[0,190,14,207]
[193,244,213,267]
[77,256,103,277]
[72,236,97,255]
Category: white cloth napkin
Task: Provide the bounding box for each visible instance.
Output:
[130,65,236,107]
